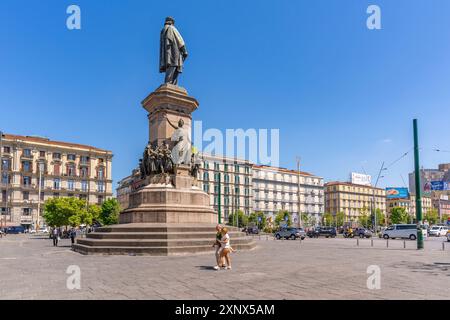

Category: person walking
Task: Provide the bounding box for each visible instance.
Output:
[52,227,59,247]
[69,227,76,245]
[213,224,225,270]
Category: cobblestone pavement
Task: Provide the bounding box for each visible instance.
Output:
[1,234,449,300]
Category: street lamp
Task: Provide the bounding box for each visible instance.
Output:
[372,163,387,234]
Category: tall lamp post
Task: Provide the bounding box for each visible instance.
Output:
[372,162,386,234]
[0,130,3,231]
[413,119,424,249]
[36,161,44,231]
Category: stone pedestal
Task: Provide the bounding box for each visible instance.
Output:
[72,84,255,256]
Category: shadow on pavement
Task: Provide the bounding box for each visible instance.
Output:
[196,266,217,271]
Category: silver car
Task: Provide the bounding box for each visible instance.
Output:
[275,227,306,240]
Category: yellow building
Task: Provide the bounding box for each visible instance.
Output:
[325,181,386,223]
[386,195,432,223]
[0,134,113,229]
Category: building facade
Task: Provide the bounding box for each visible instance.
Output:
[386,194,432,223]
[409,163,450,195]
[252,165,324,225]
[198,153,253,222]
[325,182,386,222]
[0,134,113,229]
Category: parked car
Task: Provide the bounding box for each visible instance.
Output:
[5,226,26,234]
[246,226,259,234]
[38,227,49,234]
[381,224,419,240]
[275,227,306,240]
[307,226,337,238]
[428,225,448,237]
[354,228,372,238]
[447,230,450,242]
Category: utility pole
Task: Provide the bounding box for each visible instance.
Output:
[297,157,302,228]
[372,161,385,234]
[413,119,424,249]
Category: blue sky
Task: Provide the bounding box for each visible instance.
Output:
[1,0,449,190]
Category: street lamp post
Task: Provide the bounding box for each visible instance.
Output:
[36,161,44,231]
[372,162,386,235]
[0,130,3,231]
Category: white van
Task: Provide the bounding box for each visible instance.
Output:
[429,225,448,237]
[382,224,420,240]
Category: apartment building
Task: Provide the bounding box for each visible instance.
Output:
[325,181,386,222]
[0,134,113,229]
[252,165,324,224]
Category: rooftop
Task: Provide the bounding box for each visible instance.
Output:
[2,133,112,154]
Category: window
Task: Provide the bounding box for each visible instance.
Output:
[97,181,105,192]
[203,172,209,181]
[23,176,32,186]
[98,195,104,205]
[81,180,88,192]
[224,186,230,194]
[234,165,240,173]
[214,162,220,171]
[245,177,250,185]
[38,177,45,188]
[203,161,209,169]
[80,156,90,164]
[214,184,219,193]
[22,161,32,172]
[98,158,104,163]
[23,208,31,215]
[203,183,209,193]
[224,164,228,172]
[67,154,76,161]
[23,191,29,200]
[245,166,250,174]
[97,167,105,179]
[3,146,10,153]
[214,173,220,182]
[23,149,32,157]
[1,173,9,184]
[235,176,240,184]
[224,174,230,183]
[53,178,60,190]
[40,192,44,201]
[39,151,46,158]
[68,180,75,191]
[79,194,87,201]
[53,153,61,160]
[1,159,11,170]
[67,164,76,177]
[53,164,60,175]
[80,167,89,177]
[53,193,60,198]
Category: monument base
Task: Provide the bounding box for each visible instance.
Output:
[72,223,256,256]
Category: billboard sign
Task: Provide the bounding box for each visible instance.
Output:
[350,172,372,186]
[386,187,409,199]
[428,181,449,191]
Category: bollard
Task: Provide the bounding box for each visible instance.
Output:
[443,242,445,251]
[266,235,268,241]
[371,239,373,247]
[259,234,261,240]
[386,239,389,248]
[357,238,359,246]
[403,240,406,249]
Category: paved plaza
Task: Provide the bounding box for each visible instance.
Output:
[0,234,449,300]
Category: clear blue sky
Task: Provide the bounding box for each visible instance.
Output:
[1,0,450,190]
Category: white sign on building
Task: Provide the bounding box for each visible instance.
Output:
[350,172,372,186]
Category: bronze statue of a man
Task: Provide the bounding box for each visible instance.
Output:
[159,17,188,85]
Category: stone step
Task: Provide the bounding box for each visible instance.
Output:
[77,237,254,247]
[87,231,247,240]
[96,224,241,233]
[72,242,256,256]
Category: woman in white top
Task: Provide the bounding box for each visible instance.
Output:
[219,227,233,270]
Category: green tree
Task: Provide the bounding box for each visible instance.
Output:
[390,207,408,224]
[248,211,266,230]
[227,210,248,228]
[336,212,345,228]
[100,198,121,225]
[322,212,333,226]
[424,208,439,225]
[301,213,310,227]
[43,197,87,227]
[274,210,291,228]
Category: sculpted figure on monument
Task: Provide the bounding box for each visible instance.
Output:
[159,16,188,85]
[148,146,158,173]
[161,142,174,173]
[166,116,191,165]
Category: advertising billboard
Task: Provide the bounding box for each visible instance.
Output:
[386,187,409,199]
[428,181,449,191]
[350,172,372,186]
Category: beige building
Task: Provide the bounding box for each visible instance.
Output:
[325,182,386,222]
[0,134,113,229]
[386,195,432,223]
[252,165,324,225]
